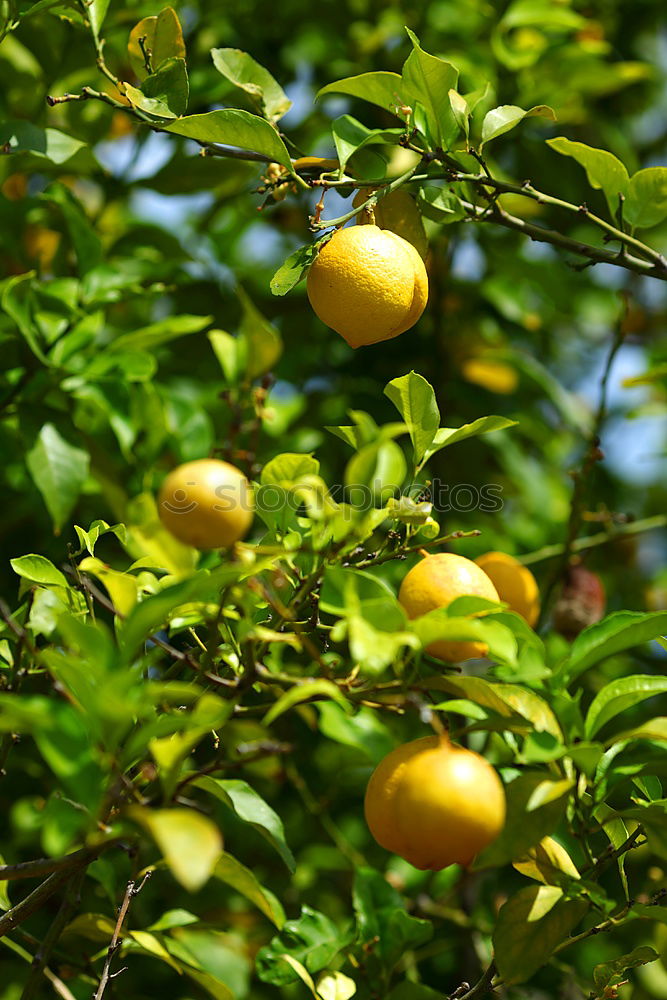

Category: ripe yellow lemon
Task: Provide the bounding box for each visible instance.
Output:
[158,459,253,550]
[306,225,428,348]
[398,552,499,662]
[475,551,540,627]
[365,735,506,870]
[353,188,429,259]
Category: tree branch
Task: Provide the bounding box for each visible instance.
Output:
[93,873,152,1000]
[19,868,86,1000]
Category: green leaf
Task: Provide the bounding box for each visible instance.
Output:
[401,29,459,149]
[260,452,320,487]
[317,702,395,764]
[317,72,405,116]
[384,371,440,468]
[513,836,580,886]
[0,120,90,166]
[10,554,67,588]
[624,167,667,229]
[594,947,659,991]
[561,611,667,682]
[417,185,468,224]
[238,287,282,378]
[213,854,285,927]
[270,240,326,296]
[111,315,211,352]
[130,807,223,892]
[87,0,109,40]
[345,440,407,499]
[211,48,291,122]
[610,718,667,745]
[331,115,402,174]
[263,680,351,726]
[124,57,189,118]
[26,424,89,533]
[119,567,245,657]
[584,675,667,738]
[194,776,295,872]
[493,885,587,984]
[43,183,102,274]
[480,104,555,149]
[546,137,629,214]
[73,520,126,557]
[256,906,345,987]
[449,89,470,143]
[411,610,518,666]
[128,7,186,81]
[353,868,432,968]
[476,773,573,868]
[423,415,517,465]
[164,110,293,172]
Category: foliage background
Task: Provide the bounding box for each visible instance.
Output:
[1,0,667,998]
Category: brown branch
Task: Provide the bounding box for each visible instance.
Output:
[0,868,84,939]
[93,873,152,1000]
[0,845,106,882]
[519,514,667,566]
[20,868,86,1000]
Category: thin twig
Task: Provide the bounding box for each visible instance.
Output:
[540,300,628,619]
[93,873,152,1000]
[519,514,667,566]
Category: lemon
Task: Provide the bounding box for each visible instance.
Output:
[353,188,429,259]
[462,357,519,395]
[398,552,499,662]
[158,458,253,550]
[306,225,428,348]
[475,551,540,627]
[365,735,506,870]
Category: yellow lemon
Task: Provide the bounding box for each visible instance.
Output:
[158,459,253,550]
[365,735,506,870]
[306,225,428,348]
[475,551,540,627]
[398,552,499,662]
[353,188,429,259]
[462,357,519,395]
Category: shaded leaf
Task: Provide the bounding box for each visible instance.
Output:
[164,110,292,172]
[211,48,291,121]
[546,137,629,214]
[131,807,223,891]
[494,885,587,984]
[625,167,667,229]
[585,675,667,738]
[26,424,89,533]
[384,371,440,468]
[562,611,667,682]
[480,104,555,148]
[213,854,285,927]
[194,776,295,872]
[128,7,185,81]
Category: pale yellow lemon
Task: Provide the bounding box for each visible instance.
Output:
[158,459,253,549]
[398,552,499,662]
[475,551,540,627]
[365,735,506,870]
[353,188,429,259]
[306,225,428,348]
